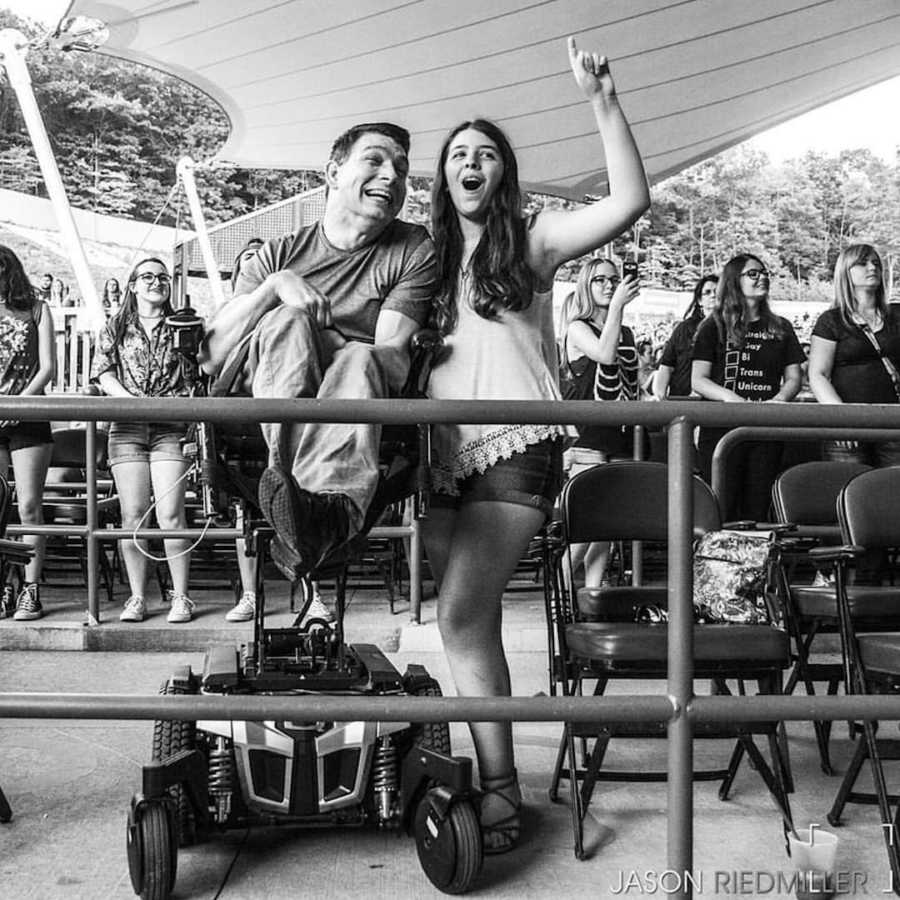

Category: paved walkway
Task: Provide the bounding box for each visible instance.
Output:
[0,574,895,898]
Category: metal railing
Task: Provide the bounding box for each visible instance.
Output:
[3,395,900,898]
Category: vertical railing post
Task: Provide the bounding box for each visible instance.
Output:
[668,416,694,895]
[631,424,644,585]
[408,513,422,624]
[85,421,99,625]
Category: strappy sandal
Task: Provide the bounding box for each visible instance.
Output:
[480,770,522,855]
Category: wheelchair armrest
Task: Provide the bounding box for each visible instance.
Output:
[808,544,865,564]
[401,329,444,399]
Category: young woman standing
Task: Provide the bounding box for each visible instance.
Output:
[0,246,56,620]
[424,37,649,853]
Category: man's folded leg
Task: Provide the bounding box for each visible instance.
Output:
[258,467,357,579]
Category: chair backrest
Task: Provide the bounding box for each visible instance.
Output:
[838,467,900,550]
[0,472,10,537]
[773,461,871,526]
[560,460,721,543]
[48,425,109,472]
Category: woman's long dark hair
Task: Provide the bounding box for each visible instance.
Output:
[683,274,718,321]
[430,119,533,335]
[713,254,784,347]
[110,257,173,344]
[0,245,37,311]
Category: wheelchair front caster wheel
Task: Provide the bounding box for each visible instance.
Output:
[414,788,482,894]
[127,800,177,900]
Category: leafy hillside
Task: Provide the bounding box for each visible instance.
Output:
[1,10,898,297]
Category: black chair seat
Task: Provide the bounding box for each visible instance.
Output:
[792,585,900,622]
[565,622,789,668]
[857,633,900,676]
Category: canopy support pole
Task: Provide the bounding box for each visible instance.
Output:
[177,157,226,310]
[0,29,104,330]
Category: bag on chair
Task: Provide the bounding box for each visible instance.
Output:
[693,530,781,626]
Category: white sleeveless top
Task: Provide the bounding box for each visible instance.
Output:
[427,276,571,494]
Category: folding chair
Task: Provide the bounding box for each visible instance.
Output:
[543,460,794,860]
[811,467,900,890]
[772,460,872,773]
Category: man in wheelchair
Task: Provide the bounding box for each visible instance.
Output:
[200,122,436,587]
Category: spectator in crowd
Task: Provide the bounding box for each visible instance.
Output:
[558,257,640,591]
[34,273,53,304]
[49,278,70,307]
[230,238,264,293]
[808,243,900,466]
[691,254,804,522]
[636,337,655,398]
[92,257,196,624]
[653,274,718,399]
[423,37,649,854]
[0,246,56,621]
[102,278,121,316]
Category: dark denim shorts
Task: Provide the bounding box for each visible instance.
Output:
[431,437,563,517]
[107,421,189,467]
[0,420,53,453]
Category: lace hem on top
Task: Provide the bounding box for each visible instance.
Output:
[431,423,566,496]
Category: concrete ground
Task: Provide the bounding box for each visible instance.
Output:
[1,568,898,899]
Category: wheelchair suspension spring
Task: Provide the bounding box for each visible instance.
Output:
[208,735,235,823]
[372,735,398,824]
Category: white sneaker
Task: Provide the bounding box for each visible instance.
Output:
[167,591,195,624]
[303,591,335,625]
[120,595,146,622]
[225,591,256,622]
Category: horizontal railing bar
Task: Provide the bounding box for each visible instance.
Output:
[6,524,243,540]
[7,396,900,429]
[4,691,900,724]
[0,692,677,723]
[690,694,900,721]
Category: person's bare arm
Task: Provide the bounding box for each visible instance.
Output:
[807,336,843,404]
[373,309,422,393]
[20,301,55,395]
[527,37,650,282]
[691,359,746,403]
[770,363,802,403]
[567,278,639,365]
[653,364,673,399]
[200,271,334,376]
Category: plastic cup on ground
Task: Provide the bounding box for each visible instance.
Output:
[788,827,839,900]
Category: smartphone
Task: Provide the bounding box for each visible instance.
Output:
[622,260,639,281]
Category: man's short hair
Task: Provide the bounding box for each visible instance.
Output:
[329,122,410,164]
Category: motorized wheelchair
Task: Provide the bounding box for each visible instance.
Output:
[125,315,485,899]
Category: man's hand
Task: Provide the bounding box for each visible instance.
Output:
[272,270,333,329]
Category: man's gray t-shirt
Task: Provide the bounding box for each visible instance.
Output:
[234,219,436,343]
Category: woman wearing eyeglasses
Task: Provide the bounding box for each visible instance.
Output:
[92,257,196,624]
[560,256,640,590]
[691,254,804,522]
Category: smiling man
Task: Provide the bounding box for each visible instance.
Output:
[201,122,436,605]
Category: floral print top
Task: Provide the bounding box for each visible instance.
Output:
[91,316,189,397]
[0,302,42,396]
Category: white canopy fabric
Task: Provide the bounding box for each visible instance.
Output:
[60,0,900,199]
